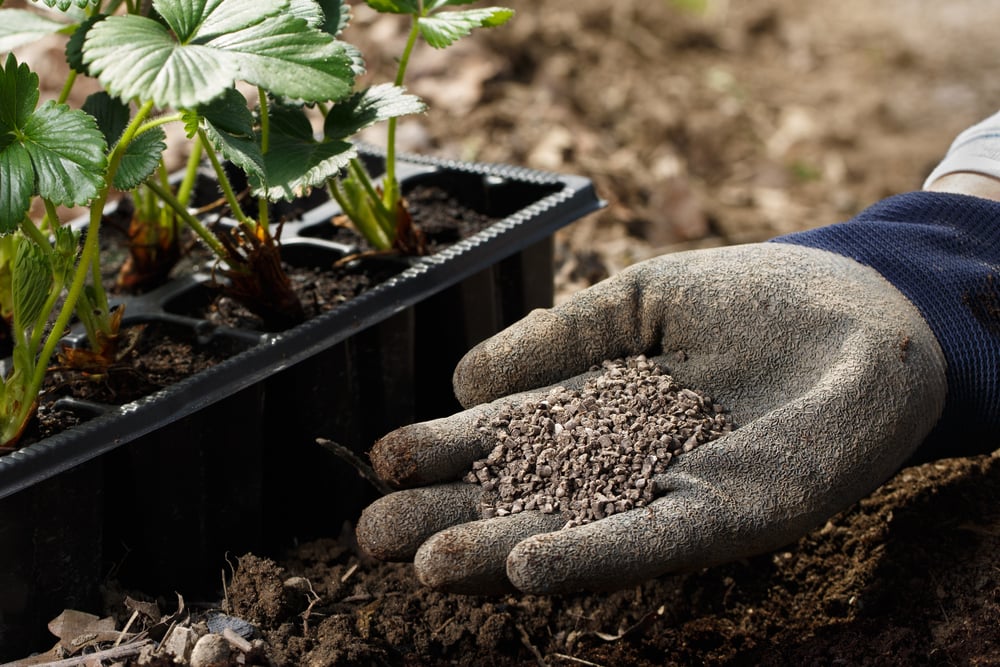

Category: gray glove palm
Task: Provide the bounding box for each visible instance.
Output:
[356,243,946,594]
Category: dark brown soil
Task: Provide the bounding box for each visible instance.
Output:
[211,449,1000,666]
[196,184,501,329]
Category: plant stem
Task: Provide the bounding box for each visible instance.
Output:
[56,70,77,105]
[143,178,229,259]
[327,177,392,250]
[41,199,60,234]
[175,134,203,208]
[26,100,155,403]
[383,18,422,210]
[256,87,271,234]
[136,112,183,135]
[19,216,50,252]
[198,128,254,231]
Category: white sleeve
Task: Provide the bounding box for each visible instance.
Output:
[924,111,1000,188]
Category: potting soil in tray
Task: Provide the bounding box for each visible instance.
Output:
[20,183,504,445]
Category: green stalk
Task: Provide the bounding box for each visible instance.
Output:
[327,177,392,251]
[25,100,155,404]
[256,87,271,234]
[19,216,50,253]
[175,134,203,208]
[349,160,395,240]
[40,199,59,235]
[136,112,183,136]
[383,17,422,212]
[56,70,77,105]
[143,178,228,260]
[198,128,254,231]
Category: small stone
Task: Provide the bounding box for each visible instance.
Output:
[162,625,200,663]
[190,633,232,667]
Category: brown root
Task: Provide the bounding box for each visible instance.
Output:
[218,224,306,331]
[57,306,142,373]
[391,197,427,256]
[116,214,182,293]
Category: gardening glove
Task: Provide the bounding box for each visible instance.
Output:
[356,238,961,594]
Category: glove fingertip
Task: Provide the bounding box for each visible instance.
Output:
[355,496,419,561]
[369,426,422,488]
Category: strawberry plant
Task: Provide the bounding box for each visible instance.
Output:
[326,0,514,253]
[0,0,437,447]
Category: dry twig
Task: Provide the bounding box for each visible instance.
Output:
[317,437,393,495]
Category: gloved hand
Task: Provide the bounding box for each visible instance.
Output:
[355,242,946,594]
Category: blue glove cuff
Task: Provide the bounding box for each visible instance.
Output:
[772,191,1000,461]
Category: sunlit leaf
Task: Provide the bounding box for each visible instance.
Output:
[418,7,513,48]
[84,15,235,109]
[35,0,95,11]
[0,55,106,231]
[196,87,266,187]
[323,83,425,140]
[256,104,354,200]
[425,0,483,10]
[287,0,323,28]
[83,0,358,109]
[0,8,70,53]
[364,0,418,14]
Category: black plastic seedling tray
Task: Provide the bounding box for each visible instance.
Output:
[0,151,602,658]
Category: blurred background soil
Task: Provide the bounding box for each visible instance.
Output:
[13,0,1000,664]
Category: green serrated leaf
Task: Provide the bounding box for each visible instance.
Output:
[12,235,52,332]
[254,104,353,200]
[324,83,425,140]
[84,0,358,109]
[36,0,95,11]
[84,15,236,109]
[364,0,418,14]
[1,55,106,230]
[198,86,255,137]
[65,13,106,75]
[0,53,39,134]
[0,145,33,234]
[317,0,350,36]
[0,8,70,53]
[81,90,128,147]
[21,101,107,207]
[50,224,78,281]
[181,109,201,138]
[210,14,358,102]
[114,126,166,190]
[425,0,483,11]
[197,87,266,187]
[166,0,284,42]
[418,7,513,48]
[287,0,323,28]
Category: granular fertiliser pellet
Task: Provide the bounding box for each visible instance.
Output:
[463,355,733,528]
